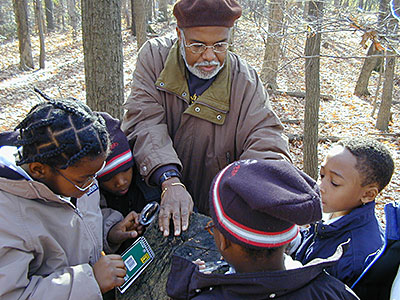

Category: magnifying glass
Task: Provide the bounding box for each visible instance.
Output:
[139,201,160,226]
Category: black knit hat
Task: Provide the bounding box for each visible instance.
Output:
[209,159,322,249]
[173,0,242,28]
[97,112,134,182]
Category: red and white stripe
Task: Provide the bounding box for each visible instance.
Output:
[212,164,299,248]
[97,150,133,178]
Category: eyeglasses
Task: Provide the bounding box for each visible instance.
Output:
[54,161,106,192]
[181,31,230,54]
[205,220,215,235]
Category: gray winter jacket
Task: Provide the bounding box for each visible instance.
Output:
[0,146,122,299]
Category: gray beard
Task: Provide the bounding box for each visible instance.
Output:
[180,39,224,80]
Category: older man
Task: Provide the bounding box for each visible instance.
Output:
[122,0,291,237]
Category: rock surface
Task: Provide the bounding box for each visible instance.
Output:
[116,213,220,300]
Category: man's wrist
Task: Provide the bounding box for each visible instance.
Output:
[159,169,182,186]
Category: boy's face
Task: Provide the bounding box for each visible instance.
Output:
[319,145,369,216]
[99,167,133,196]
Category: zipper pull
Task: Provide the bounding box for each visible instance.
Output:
[75,207,83,217]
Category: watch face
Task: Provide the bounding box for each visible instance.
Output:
[159,170,181,185]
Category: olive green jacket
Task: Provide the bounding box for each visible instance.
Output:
[122,35,290,214]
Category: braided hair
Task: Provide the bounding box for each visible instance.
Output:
[337,138,394,192]
[15,95,110,169]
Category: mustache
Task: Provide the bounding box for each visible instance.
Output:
[194,61,220,67]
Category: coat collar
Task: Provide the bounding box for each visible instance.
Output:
[0,146,77,206]
[167,242,347,299]
[155,40,231,125]
[316,202,377,237]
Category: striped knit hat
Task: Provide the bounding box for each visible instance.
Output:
[97,112,134,182]
[209,159,322,249]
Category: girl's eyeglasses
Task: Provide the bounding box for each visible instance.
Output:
[53,161,106,192]
[204,220,215,235]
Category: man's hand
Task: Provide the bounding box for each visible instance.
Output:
[93,254,126,293]
[107,211,145,245]
[159,177,193,236]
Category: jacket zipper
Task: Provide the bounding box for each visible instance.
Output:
[67,202,101,262]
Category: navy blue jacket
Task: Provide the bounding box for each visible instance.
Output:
[166,254,360,300]
[351,201,400,300]
[295,202,384,286]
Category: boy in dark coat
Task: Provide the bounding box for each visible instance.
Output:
[166,159,360,300]
[295,138,394,287]
[97,112,160,217]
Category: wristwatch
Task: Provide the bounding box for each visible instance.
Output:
[159,170,182,185]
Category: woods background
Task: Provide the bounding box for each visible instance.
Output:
[0,0,399,219]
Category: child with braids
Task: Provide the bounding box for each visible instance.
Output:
[0,97,143,299]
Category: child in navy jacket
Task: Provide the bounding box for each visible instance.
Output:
[295,138,394,287]
[167,160,360,300]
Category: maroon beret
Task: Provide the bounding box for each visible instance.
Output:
[173,0,242,28]
[209,159,322,249]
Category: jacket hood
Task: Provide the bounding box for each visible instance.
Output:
[0,146,66,204]
[167,241,348,299]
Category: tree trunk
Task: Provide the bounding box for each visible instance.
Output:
[122,0,131,29]
[303,0,323,180]
[158,0,168,22]
[134,0,147,49]
[56,0,66,31]
[44,0,55,31]
[116,213,218,300]
[67,0,78,36]
[376,51,395,131]
[35,0,46,69]
[376,10,398,131]
[82,0,125,120]
[229,25,236,52]
[12,0,34,70]
[131,0,136,35]
[354,43,383,96]
[146,0,152,23]
[0,1,4,26]
[261,0,286,91]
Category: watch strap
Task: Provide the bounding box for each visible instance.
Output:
[159,170,182,185]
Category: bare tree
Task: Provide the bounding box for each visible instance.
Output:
[354,43,383,96]
[354,0,389,96]
[12,0,34,70]
[260,0,286,91]
[159,0,168,22]
[376,3,398,130]
[55,0,66,30]
[303,0,323,180]
[35,0,46,69]
[67,0,78,36]
[44,0,55,31]
[82,0,125,119]
[122,0,131,29]
[131,0,136,35]
[134,0,147,49]
[376,49,396,130]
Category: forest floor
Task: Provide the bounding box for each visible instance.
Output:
[0,15,399,223]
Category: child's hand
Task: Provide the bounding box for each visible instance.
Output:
[107,211,145,244]
[93,254,126,293]
[193,259,211,274]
